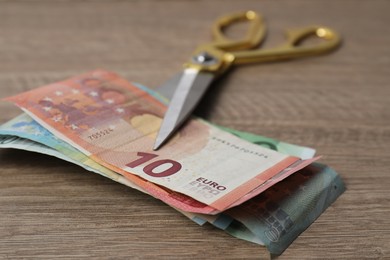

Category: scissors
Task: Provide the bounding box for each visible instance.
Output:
[154,10,341,150]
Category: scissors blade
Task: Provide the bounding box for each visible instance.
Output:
[156,72,182,101]
[153,68,214,150]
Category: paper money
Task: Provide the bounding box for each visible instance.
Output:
[5,70,317,214]
[0,113,315,223]
[0,111,344,256]
[225,163,345,255]
[0,115,345,255]
[0,132,344,255]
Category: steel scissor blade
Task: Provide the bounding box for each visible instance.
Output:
[156,72,182,101]
[153,68,214,150]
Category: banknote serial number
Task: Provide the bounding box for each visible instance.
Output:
[88,128,114,141]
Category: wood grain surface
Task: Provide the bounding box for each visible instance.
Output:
[0,1,389,259]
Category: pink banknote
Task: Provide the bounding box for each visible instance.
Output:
[5,70,317,214]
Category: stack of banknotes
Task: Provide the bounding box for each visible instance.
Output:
[0,70,345,255]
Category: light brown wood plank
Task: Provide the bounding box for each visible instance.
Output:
[0,0,389,259]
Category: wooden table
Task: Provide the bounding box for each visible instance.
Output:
[0,1,389,259]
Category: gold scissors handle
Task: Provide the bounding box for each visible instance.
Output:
[186,11,341,74]
[210,10,265,52]
[233,26,341,64]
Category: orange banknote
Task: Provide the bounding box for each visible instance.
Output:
[5,70,317,214]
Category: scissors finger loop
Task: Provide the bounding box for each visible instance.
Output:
[211,11,265,51]
[284,26,340,52]
[233,26,341,64]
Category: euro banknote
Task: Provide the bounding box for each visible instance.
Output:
[4,70,318,214]
[225,163,345,255]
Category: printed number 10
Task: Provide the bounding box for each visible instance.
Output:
[126,152,182,177]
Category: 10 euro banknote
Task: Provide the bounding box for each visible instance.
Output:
[4,70,318,214]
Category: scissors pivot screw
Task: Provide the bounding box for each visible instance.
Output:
[192,52,218,66]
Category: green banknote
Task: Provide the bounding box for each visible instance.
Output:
[217,126,315,160]
[225,162,345,255]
